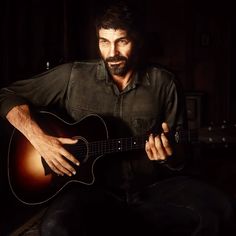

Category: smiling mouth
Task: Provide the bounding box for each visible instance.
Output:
[109,61,124,67]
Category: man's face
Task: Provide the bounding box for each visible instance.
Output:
[98,28,134,76]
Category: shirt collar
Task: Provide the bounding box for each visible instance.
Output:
[96,60,109,82]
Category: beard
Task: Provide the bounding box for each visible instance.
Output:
[104,55,131,76]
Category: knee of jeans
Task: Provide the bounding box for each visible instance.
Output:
[39,217,67,236]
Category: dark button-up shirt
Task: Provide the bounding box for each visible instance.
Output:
[0,59,186,193]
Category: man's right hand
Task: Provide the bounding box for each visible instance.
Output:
[29,133,79,176]
[6,104,80,176]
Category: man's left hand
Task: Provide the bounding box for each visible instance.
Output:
[145,122,173,162]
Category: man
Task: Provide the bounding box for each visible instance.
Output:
[0,2,235,235]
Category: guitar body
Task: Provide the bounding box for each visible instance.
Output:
[8,111,235,205]
[8,111,108,205]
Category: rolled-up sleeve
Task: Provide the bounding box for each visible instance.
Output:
[0,63,73,118]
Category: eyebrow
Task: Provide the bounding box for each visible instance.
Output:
[99,36,130,42]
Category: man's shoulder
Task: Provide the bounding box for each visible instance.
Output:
[72,59,102,69]
[143,62,175,84]
[49,60,101,71]
[146,62,175,78]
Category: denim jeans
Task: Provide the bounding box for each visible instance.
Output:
[40,176,236,236]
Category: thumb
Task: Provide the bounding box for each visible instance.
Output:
[58,137,78,144]
[161,122,170,133]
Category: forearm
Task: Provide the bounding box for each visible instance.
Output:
[6,104,79,176]
[6,104,45,140]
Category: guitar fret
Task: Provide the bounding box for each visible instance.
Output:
[88,136,147,155]
[73,129,206,157]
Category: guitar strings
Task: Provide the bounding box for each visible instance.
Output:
[66,136,147,156]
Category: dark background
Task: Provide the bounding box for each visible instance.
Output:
[0,0,236,234]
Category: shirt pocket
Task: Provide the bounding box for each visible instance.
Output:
[131,117,159,135]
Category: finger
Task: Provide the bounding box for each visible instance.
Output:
[58,137,78,144]
[57,138,80,166]
[52,157,76,177]
[161,133,173,156]
[162,122,170,133]
[149,134,159,159]
[145,140,154,160]
[154,135,166,160]
[47,160,64,176]
[59,147,80,166]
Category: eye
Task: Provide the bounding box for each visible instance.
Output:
[117,39,129,46]
[99,39,110,47]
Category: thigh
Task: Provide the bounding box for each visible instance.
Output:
[39,184,109,236]
[129,176,236,236]
[128,183,197,235]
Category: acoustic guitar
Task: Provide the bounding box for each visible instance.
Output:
[7,111,236,205]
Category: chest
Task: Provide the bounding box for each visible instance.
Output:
[66,79,163,135]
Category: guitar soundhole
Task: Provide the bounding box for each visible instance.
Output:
[66,136,89,163]
[40,137,89,176]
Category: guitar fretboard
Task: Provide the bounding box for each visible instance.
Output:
[89,136,148,155]
[68,130,201,156]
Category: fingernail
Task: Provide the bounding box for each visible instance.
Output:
[73,171,76,175]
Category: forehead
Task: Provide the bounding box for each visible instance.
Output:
[98,28,128,40]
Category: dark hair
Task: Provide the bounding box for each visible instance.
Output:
[95,1,143,42]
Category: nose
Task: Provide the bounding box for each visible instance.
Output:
[108,43,119,57]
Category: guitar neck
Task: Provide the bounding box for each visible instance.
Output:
[87,126,236,155]
[89,136,147,155]
[87,130,199,155]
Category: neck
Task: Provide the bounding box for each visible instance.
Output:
[112,70,134,91]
